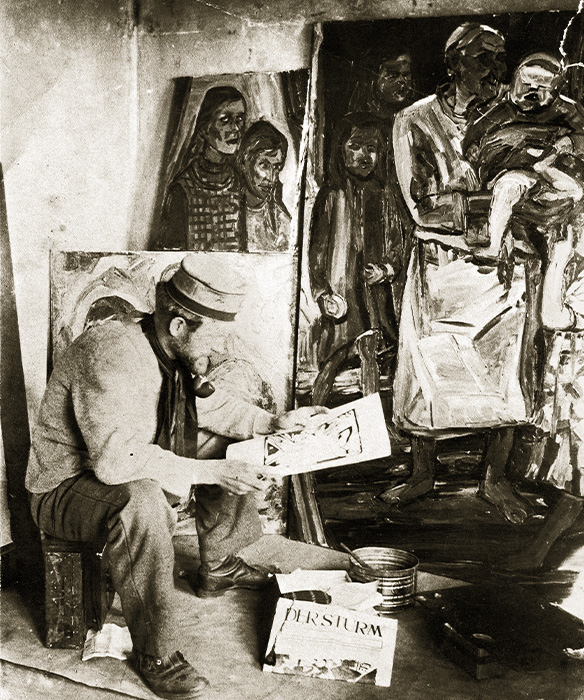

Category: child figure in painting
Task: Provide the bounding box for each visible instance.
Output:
[507,224,584,570]
[237,120,291,252]
[308,113,403,377]
[463,52,584,260]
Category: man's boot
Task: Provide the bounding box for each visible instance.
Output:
[193,554,274,598]
[132,650,209,699]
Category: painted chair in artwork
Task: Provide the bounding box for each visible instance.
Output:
[291,328,391,546]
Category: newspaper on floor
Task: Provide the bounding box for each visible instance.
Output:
[275,570,383,612]
[82,623,133,661]
[263,598,398,687]
[226,393,391,476]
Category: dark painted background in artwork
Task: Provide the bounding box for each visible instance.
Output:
[321,11,579,164]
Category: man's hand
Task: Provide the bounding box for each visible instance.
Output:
[194,460,272,495]
[272,406,330,432]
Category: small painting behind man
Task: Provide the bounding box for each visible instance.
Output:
[152,71,307,253]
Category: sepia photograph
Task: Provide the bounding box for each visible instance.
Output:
[2,1,584,699]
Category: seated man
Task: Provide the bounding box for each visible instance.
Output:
[26,254,325,700]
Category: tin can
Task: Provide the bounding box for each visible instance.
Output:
[348,546,418,614]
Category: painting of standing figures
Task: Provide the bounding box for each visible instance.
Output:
[151,71,308,253]
[297,10,584,585]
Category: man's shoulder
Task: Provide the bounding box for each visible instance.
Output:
[72,317,143,345]
[66,318,153,368]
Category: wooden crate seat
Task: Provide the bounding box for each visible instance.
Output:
[41,533,114,649]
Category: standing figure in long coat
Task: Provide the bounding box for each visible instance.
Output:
[309,112,403,376]
[348,53,416,316]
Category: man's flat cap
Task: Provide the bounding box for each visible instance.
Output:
[165,254,246,321]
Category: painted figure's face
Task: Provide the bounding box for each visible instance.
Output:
[342,126,380,179]
[204,99,246,155]
[454,32,506,102]
[247,148,285,201]
[173,316,229,374]
[510,63,561,112]
[376,55,413,105]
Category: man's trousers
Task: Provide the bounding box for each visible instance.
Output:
[30,471,261,657]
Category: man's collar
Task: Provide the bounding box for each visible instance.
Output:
[141,313,215,397]
[141,314,177,378]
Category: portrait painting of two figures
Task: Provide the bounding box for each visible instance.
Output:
[54,9,584,576]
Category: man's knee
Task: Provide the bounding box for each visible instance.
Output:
[117,479,177,531]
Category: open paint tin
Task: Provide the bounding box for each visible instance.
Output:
[348,546,419,614]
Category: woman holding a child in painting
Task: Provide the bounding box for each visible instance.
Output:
[385,22,584,526]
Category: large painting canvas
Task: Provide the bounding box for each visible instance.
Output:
[294,10,584,587]
[50,250,297,533]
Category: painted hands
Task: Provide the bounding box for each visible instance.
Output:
[363,263,392,285]
[318,293,348,320]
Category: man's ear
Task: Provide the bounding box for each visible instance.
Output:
[168,316,187,338]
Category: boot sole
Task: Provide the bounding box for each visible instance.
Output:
[149,689,207,700]
[140,678,209,700]
[147,688,207,700]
